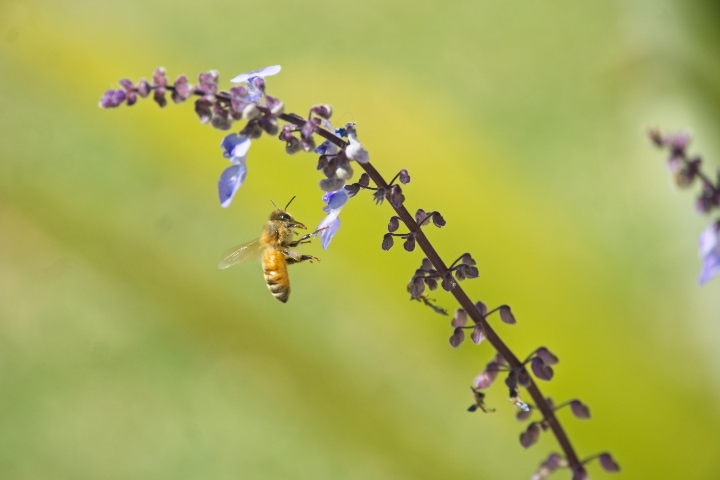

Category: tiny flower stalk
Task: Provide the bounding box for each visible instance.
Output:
[100,66,618,478]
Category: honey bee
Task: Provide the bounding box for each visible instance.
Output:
[218,198,323,303]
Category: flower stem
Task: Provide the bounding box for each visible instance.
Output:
[279,113,581,468]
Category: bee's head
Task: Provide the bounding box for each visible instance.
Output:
[269,209,306,230]
[269,196,306,229]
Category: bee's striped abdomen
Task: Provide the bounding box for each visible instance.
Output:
[262,249,290,302]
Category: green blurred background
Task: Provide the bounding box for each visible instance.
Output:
[2,0,720,478]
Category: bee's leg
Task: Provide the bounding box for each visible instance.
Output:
[289,227,328,248]
[283,250,320,264]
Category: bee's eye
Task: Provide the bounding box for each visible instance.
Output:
[279,213,290,221]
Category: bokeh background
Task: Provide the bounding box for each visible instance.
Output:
[2,0,720,478]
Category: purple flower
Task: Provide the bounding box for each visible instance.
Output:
[317,188,349,249]
[230,65,281,104]
[698,221,720,285]
[314,127,347,155]
[218,133,252,208]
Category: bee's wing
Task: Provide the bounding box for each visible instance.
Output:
[218,238,265,269]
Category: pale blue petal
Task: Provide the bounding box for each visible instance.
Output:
[221,134,251,160]
[218,164,247,208]
[230,65,282,83]
[699,250,720,285]
[318,216,341,250]
[699,224,719,257]
[323,189,348,210]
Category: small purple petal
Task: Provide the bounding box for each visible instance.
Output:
[218,163,247,208]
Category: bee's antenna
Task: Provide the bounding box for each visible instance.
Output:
[284,196,297,210]
[270,199,279,210]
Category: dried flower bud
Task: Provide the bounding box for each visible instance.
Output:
[197,70,218,95]
[517,367,532,386]
[598,453,620,472]
[449,327,465,348]
[473,359,501,389]
[284,136,301,154]
[357,173,370,188]
[415,208,429,225]
[301,119,316,139]
[408,276,424,298]
[320,176,345,192]
[516,407,533,422]
[344,183,360,197]
[388,216,400,232]
[398,169,410,184]
[569,400,590,419]
[475,301,488,316]
[451,308,467,327]
[520,423,540,448]
[152,67,168,107]
[441,272,456,291]
[194,97,213,124]
[648,127,665,147]
[172,75,192,103]
[310,104,333,119]
[531,357,554,381]
[242,103,260,120]
[136,79,150,98]
[118,79,137,106]
[471,325,485,344]
[403,234,416,252]
[432,212,446,227]
[499,305,516,324]
[389,185,405,208]
[382,233,395,251]
[535,347,559,365]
